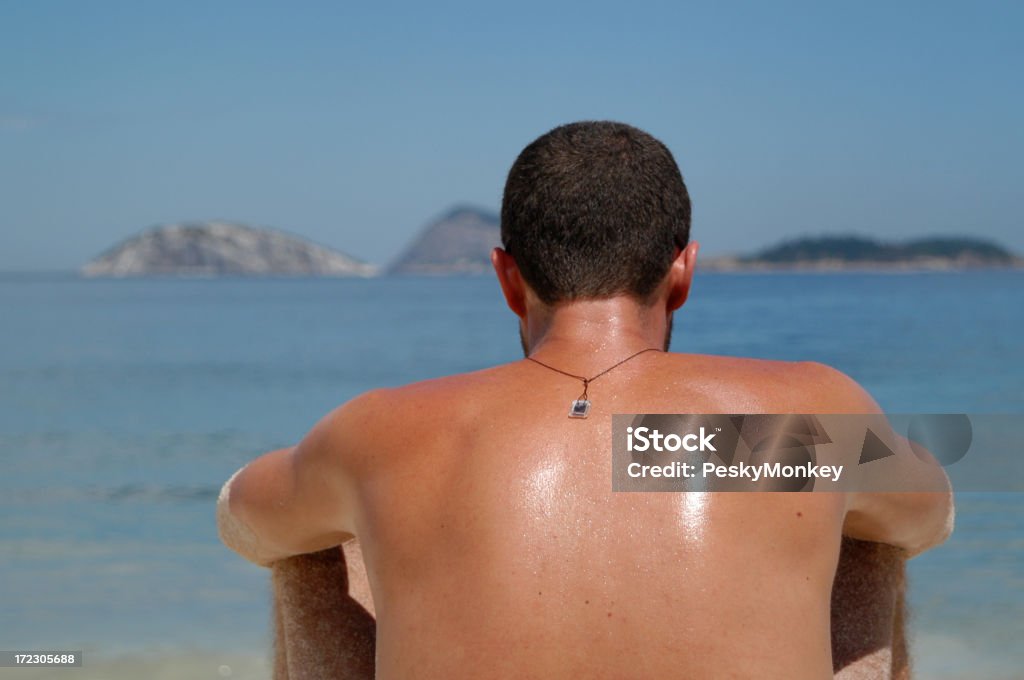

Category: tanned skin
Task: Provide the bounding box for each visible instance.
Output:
[269,539,907,680]
[226,242,950,679]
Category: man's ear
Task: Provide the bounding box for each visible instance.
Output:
[666,241,700,312]
[491,247,527,318]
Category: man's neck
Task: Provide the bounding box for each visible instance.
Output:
[523,296,670,362]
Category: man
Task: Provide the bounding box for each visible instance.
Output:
[219,121,952,678]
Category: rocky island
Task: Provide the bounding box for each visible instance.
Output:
[388,206,500,275]
[81,221,377,277]
[387,209,1020,274]
[81,212,1020,278]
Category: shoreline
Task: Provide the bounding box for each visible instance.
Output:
[2,265,1023,281]
[697,257,1024,274]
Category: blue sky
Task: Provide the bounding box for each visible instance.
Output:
[2,1,1021,270]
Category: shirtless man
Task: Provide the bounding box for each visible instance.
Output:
[219,121,952,678]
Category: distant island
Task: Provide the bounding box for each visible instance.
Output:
[387,205,500,275]
[700,235,1021,272]
[388,211,1020,274]
[81,221,377,277]
[80,210,1021,277]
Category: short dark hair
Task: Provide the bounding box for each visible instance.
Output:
[500,121,691,305]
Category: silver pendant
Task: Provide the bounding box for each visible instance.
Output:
[569,399,591,419]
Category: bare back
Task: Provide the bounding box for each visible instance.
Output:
[345,353,852,679]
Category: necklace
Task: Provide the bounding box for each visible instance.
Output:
[526,348,662,419]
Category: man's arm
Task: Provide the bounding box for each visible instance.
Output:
[805,362,955,558]
[271,545,376,680]
[844,481,954,559]
[217,395,368,566]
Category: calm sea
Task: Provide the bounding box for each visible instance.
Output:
[0,271,1021,679]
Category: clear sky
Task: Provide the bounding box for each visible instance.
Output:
[2,1,1021,270]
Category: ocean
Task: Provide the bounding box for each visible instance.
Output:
[0,271,1021,679]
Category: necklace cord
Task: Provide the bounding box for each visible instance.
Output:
[526,348,661,398]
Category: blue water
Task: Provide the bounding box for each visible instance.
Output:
[0,271,1021,676]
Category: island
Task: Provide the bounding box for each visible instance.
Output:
[700,235,1021,272]
[388,206,500,275]
[80,212,1021,278]
[388,208,1020,274]
[81,221,377,278]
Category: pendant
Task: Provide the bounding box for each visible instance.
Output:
[569,399,591,419]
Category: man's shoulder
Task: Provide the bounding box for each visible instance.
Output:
[670,354,880,414]
[667,352,825,381]
[323,356,878,438]
[324,365,514,436]
[307,365,513,476]
[362,364,512,407]
[339,356,878,411]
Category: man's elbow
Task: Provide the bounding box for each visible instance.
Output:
[922,490,955,555]
[844,487,955,558]
[216,467,283,567]
[901,489,956,558]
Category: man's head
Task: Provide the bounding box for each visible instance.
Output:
[498,121,692,306]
